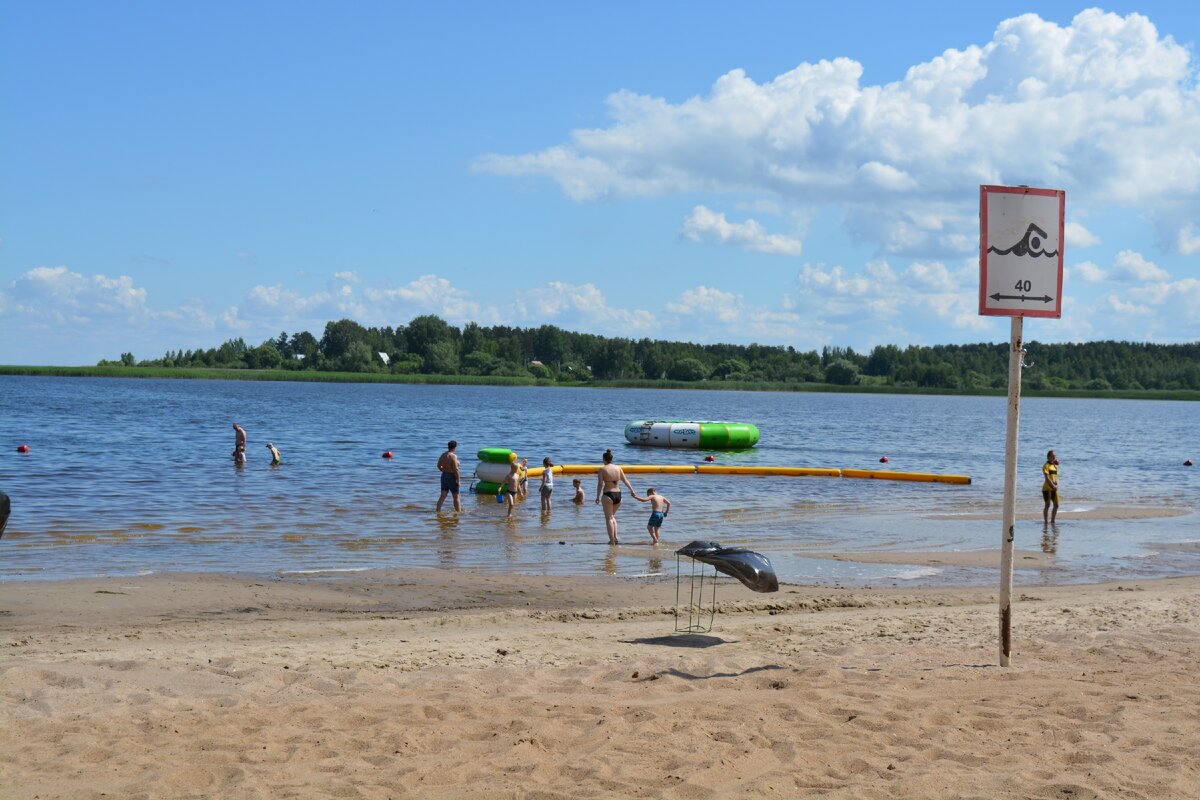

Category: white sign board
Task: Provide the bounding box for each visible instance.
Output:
[979,185,1065,318]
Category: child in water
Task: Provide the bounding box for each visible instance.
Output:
[504,460,521,521]
[265,442,281,465]
[632,488,671,544]
[539,457,554,512]
[571,479,585,505]
[517,457,529,499]
[233,443,247,465]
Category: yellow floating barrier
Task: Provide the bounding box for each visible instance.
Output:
[696,465,842,478]
[624,465,698,475]
[556,464,696,475]
[522,465,563,479]
[840,469,971,485]
[551,463,969,484]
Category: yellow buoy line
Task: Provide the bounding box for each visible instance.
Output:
[522,464,970,485]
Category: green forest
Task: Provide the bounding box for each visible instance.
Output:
[93,314,1200,393]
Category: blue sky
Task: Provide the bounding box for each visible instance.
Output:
[2,1,1198,365]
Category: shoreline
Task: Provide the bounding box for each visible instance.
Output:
[3,569,1198,798]
[3,365,1198,401]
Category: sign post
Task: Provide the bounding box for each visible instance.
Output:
[980,185,1064,667]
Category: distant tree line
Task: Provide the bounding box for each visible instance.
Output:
[100,314,1200,391]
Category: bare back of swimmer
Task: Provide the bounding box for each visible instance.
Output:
[595,449,634,545]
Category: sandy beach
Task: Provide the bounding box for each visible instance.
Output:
[2,569,1198,799]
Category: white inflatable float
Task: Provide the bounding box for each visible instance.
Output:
[624,420,760,449]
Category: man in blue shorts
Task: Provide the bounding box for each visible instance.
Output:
[436,440,462,513]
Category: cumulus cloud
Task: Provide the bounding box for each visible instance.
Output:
[681,206,803,255]
[1065,221,1100,247]
[245,273,369,322]
[1179,224,1200,255]
[515,282,655,334]
[1070,260,1107,283]
[796,258,990,333]
[1109,250,1170,282]
[364,275,493,323]
[3,266,150,323]
[661,285,815,343]
[0,266,223,363]
[477,10,1200,256]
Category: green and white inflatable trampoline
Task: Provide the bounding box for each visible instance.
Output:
[623,420,760,449]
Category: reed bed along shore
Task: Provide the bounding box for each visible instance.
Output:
[3,365,1197,400]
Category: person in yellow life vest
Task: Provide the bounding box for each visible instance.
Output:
[1042,449,1060,524]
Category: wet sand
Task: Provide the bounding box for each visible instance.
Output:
[805,548,1056,569]
[2,570,1198,799]
[925,505,1192,521]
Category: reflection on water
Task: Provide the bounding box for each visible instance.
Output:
[1041,523,1059,554]
[0,376,1197,586]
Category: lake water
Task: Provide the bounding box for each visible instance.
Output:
[1,376,1196,587]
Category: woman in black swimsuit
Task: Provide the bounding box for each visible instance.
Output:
[595,449,635,545]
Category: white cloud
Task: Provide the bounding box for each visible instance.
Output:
[0,266,225,363]
[477,9,1200,256]
[1065,221,1100,247]
[1070,260,1107,283]
[796,258,990,334]
[1109,250,1170,282]
[1179,224,1200,255]
[515,282,655,334]
[681,205,802,255]
[364,275,491,323]
[659,285,823,345]
[3,266,150,323]
[245,272,371,322]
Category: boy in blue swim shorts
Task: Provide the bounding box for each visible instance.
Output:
[632,488,671,544]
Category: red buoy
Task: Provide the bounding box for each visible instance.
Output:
[16,444,29,453]
[382,451,393,459]
[879,456,889,463]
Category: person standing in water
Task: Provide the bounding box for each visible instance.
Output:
[632,487,671,544]
[503,458,521,521]
[265,442,281,466]
[539,457,555,512]
[1042,449,1060,524]
[517,457,530,499]
[436,440,462,513]
[595,448,635,545]
[232,423,247,459]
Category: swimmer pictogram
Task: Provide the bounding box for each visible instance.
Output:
[987,223,1059,258]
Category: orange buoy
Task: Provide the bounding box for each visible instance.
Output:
[879,456,889,463]
[382,451,393,459]
[16,444,29,453]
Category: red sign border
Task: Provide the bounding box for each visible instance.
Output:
[979,185,1065,318]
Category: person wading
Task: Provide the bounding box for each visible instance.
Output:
[437,440,462,513]
[595,448,635,545]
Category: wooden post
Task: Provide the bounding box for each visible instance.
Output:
[999,316,1023,666]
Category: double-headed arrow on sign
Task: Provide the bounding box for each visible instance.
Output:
[988,292,1053,303]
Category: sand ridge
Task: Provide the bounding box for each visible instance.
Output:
[2,570,1198,799]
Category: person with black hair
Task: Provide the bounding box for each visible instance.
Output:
[1042,449,1060,524]
[595,449,635,545]
[436,440,462,513]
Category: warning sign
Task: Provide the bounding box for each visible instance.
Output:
[979,185,1065,318]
